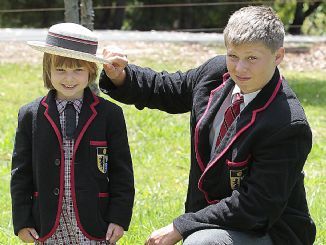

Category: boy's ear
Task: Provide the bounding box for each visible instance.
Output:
[275,47,285,66]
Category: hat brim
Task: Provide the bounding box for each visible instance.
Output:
[27,41,110,64]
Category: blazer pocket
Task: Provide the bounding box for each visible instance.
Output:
[226,155,250,190]
[90,141,109,177]
[98,192,109,217]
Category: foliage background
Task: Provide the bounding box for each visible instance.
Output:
[0,0,325,35]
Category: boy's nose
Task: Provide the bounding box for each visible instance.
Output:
[235,60,248,73]
[64,71,75,80]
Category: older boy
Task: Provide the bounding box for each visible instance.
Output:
[99,6,316,245]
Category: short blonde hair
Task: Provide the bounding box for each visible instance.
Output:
[223,6,285,52]
[43,53,98,89]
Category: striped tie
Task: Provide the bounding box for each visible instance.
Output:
[216,93,244,147]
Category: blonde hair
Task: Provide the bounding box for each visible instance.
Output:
[223,6,285,52]
[43,53,98,89]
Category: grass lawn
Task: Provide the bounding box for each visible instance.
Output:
[0,55,325,244]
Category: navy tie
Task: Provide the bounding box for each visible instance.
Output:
[65,102,76,139]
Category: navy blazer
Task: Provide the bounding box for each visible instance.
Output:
[99,55,316,245]
[11,88,134,242]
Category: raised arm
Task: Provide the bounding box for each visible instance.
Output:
[100,47,213,114]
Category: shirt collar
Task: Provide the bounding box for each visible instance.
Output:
[232,85,261,107]
[56,98,83,114]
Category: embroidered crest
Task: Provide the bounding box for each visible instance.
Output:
[97,147,108,173]
[230,168,247,190]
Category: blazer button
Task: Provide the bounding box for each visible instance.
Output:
[54,159,60,166]
[53,188,60,196]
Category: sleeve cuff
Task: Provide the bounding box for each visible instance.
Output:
[99,66,133,94]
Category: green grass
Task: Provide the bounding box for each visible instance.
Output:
[283,70,326,245]
[0,61,325,244]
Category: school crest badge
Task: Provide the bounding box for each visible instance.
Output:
[97,147,108,174]
[230,168,247,190]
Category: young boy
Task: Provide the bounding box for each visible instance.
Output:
[99,6,316,245]
[11,23,134,244]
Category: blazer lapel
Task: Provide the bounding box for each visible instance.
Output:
[75,88,95,138]
[211,69,282,160]
[195,75,235,171]
[73,87,99,152]
[198,69,283,204]
[40,87,100,148]
[41,90,62,138]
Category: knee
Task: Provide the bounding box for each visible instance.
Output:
[183,229,232,245]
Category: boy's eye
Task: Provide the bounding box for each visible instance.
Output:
[227,54,237,59]
[227,54,239,61]
[75,68,85,72]
[248,56,257,61]
[56,68,65,72]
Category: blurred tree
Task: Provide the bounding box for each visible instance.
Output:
[80,0,94,30]
[288,0,323,34]
[123,0,255,32]
[0,0,63,27]
[64,0,79,23]
[94,0,128,29]
[302,3,325,35]
[0,0,325,35]
[112,0,127,29]
[274,0,325,35]
[64,0,94,30]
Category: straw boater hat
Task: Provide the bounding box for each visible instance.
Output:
[27,22,109,64]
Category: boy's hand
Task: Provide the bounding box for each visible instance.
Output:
[102,47,128,87]
[145,223,182,245]
[106,223,124,245]
[18,227,39,243]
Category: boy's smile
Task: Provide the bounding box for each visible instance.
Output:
[51,66,90,100]
[226,42,284,94]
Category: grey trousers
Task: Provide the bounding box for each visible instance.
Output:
[183,229,273,245]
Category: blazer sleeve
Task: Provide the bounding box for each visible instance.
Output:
[10,105,35,235]
[173,120,312,238]
[104,105,135,230]
[99,56,225,114]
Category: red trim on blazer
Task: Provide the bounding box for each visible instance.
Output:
[98,192,109,198]
[70,93,105,241]
[226,155,251,168]
[194,73,230,172]
[90,141,108,146]
[39,97,65,242]
[198,75,283,204]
